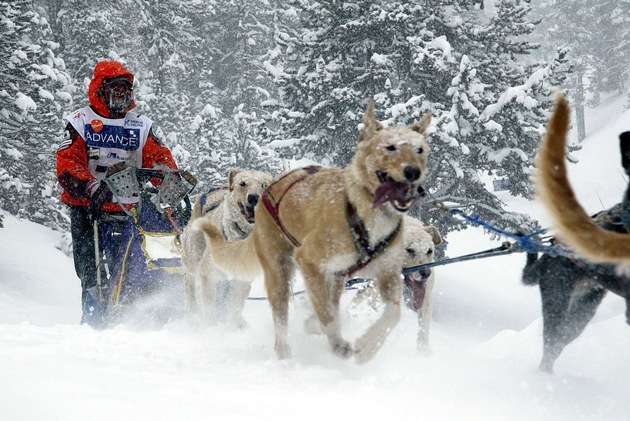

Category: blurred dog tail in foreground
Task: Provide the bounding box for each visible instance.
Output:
[536,93,630,266]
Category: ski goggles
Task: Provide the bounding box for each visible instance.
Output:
[102,77,133,92]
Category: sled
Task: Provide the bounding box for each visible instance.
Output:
[82,164,197,328]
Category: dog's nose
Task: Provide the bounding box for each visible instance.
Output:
[420,268,432,279]
[247,194,259,206]
[404,165,421,182]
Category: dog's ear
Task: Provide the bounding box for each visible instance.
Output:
[410,112,432,135]
[423,225,442,246]
[227,168,241,191]
[358,98,383,143]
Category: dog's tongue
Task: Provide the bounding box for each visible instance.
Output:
[373,181,411,208]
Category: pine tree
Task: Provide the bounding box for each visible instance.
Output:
[0,1,72,229]
[53,0,133,100]
[267,0,564,237]
[186,0,284,188]
[590,0,630,97]
[544,0,630,131]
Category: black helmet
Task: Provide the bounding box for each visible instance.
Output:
[99,76,133,116]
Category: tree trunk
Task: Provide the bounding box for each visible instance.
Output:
[575,67,586,142]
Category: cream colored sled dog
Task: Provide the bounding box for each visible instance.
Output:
[537,93,630,266]
[400,217,441,351]
[347,215,441,352]
[196,100,431,363]
[180,168,273,327]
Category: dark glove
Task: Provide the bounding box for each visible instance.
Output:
[87,180,113,216]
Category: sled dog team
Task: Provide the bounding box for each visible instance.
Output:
[182,100,438,363]
[181,94,630,369]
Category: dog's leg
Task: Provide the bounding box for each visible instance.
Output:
[253,215,295,359]
[198,253,218,326]
[304,313,323,335]
[354,271,402,364]
[417,275,434,354]
[522,253,541,286]
[263,259,294,359]
[224,279,252,329]
[181,228,205,321]
[297,253,353,359]
[183,271,198,316]
[538,272,605,373]
[563,284,607,343]
[538,273,573,373]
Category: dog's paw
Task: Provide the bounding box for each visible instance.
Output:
[236,316,249,330]
[353,338,380,364]
[332,340,354,359]
[416,344,432,356]
[274,340,291,360]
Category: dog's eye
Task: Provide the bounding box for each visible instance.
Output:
[240,181,247,187]
[427,248,433,255]
[261,183,268,189]
[417,147,424,155]
[405,247,415,256]
[385,145,396,152]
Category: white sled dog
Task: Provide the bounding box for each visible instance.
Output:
[400,217,441,351]
[180,168,273,327]
[347,215,441,352]
[196,99,432,363]
[537,93,630,266]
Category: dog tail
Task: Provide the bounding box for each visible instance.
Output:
[536,92,630,266]
[193,218,262,280]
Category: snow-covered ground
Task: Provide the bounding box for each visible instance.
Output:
[1,95,630,420]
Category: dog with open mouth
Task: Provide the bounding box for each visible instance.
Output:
[346,215,441,353]
[195,99,431,363]
[180,168,273,328]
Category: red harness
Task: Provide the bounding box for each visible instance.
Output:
[261,165,401,277]
[261,165,321,247]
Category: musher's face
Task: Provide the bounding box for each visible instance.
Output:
[102,78,133,115]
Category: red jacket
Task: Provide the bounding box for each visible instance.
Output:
[57,61,177,213]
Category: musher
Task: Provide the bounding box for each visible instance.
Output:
[56,60,178,326]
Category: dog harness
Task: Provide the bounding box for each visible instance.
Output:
[261,166,402,277]
[199,186,226,215]
[261,166,321,247]
[592,203,630,233]
[198,186,248,240]
[336,200,401,277]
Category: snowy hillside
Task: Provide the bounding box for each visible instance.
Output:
[1,95,630,420]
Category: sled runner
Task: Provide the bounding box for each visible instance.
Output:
[82,164,197,328]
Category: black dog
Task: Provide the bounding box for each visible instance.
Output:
[522,132,630,373]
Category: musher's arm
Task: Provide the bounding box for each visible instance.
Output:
[56,123,95,200]
[142,129,178,170]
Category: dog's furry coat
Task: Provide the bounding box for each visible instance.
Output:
[196,100,431,363]
[180,169,273,327]
[348,215,441,352]
[536,94,630,265]
[529,93,630,372]
[522,248,617,372]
